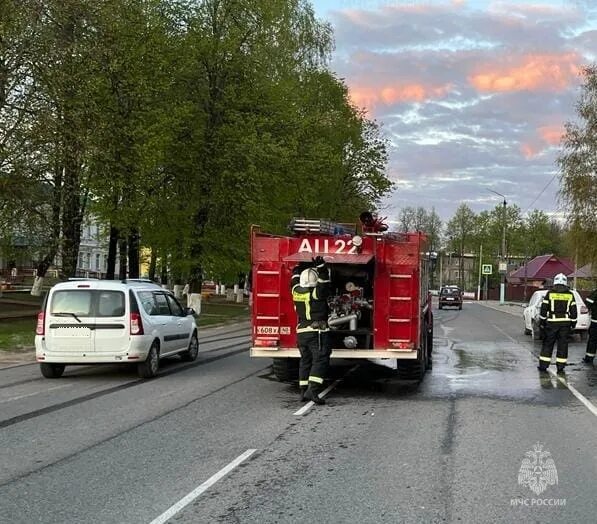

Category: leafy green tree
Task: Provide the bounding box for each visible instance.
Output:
[558,65,597,265]
[446,204,476,289]
[170,0,391,289]
[522,210,555,257]
[86,0,182,279]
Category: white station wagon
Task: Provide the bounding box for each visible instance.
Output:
[35,279,198,378]
[523,289,590,340]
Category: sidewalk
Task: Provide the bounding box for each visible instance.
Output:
[0,347,35,368]
[477,300,525,318]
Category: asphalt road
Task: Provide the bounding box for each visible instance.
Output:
[1,305,596,524]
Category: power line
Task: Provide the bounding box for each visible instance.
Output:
[522,174,557,215]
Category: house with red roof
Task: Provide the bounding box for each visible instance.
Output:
[507,255,574,287]
[568,263,594,279]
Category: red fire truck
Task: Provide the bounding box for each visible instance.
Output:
[250,215,434,381]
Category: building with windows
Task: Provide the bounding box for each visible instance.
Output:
[76,220,120,278]
[0,217,118,278]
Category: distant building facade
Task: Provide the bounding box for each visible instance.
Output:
[0,217,119,278]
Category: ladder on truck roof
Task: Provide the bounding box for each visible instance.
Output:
[289,218,356,236]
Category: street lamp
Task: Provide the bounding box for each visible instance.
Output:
[488,189,507,304]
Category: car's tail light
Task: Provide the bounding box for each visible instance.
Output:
[130,312,144,335]
[581,305,588,314]
[36,311,45,335]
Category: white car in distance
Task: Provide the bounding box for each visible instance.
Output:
[523,289,590,341]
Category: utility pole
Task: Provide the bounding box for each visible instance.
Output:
[488,189,507,305]
[477,244,483,301]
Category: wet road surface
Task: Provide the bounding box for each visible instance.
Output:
[1,305,596,523]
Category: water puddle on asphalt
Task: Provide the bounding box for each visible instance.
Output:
[423,338,577,403]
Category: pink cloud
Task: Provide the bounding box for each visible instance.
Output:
[520,124,565,158]
[520,143,539,159]
[349,83,452,111]
[538,124,564,145]
[469,53,581,93]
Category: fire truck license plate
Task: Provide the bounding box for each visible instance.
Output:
[257,326,279,335]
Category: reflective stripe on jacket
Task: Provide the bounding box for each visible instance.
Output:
[539,286,577,323]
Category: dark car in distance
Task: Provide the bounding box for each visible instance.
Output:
[438,285,463,310]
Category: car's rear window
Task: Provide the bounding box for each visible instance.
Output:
[97,291,125,317]
[51,290,93,316]
[50,290,125,317]
[441,288,460,296]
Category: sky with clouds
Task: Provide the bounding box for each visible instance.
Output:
[310,0,597,222]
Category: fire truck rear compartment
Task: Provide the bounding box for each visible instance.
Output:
[327,262,374,349]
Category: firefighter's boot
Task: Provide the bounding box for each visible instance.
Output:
[300,387,308,401]
[305,386,325,405]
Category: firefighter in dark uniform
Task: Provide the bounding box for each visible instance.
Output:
[538,273,577,373]
[582,287,597,364]
[291,256,331,404]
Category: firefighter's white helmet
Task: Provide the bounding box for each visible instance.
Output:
[300,268,318,288]
[553,273,567,286]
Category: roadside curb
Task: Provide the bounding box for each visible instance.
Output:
[477,301,524,318]
[0,348,36,369]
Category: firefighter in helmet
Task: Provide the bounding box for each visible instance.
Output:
[582,287,597,365]
[538,273,577,373]
[291,256,332,404]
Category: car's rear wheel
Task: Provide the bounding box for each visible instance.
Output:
[531,321,543,342]
[40,363,65,378]
[524,327,531,335]
[180,333,199,362]
[138,341,159,378]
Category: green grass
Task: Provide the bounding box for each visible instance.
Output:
[0,319,36,351]
[0,291,45,304]
[197,301,250,327]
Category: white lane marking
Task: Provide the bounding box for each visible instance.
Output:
[549,370,597,418]
[0,384,72,404]
[443,371,490,380]
[148,449,257,524]
[492,323,597,419]
[491,324,517,344]
[293,364,360,416]
[293,379,341,416]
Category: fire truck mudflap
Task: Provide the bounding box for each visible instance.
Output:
[250,217,433,381]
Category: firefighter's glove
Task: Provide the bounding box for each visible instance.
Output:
[312,256,326,268]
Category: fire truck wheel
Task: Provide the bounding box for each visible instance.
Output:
[397,361,425,381]
[272,358,299,382]
[426,325,433,370]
